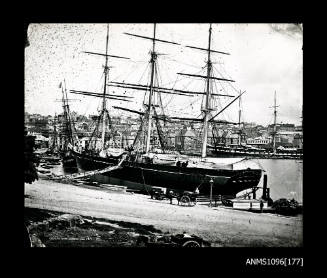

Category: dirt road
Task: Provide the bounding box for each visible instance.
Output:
[24,178,303,247]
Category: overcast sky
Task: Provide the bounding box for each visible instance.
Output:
[25,23,303,126]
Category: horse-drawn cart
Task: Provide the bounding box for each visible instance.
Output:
[150,187,198,207]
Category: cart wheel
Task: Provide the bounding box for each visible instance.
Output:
[182,240,200,247]
[180,195,191,206]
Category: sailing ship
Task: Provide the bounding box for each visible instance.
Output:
[210,91,303,159]
[44,82,77,167]
[57,80,78,168]
[70,24,132,169]
[72,24,263,197]
[47,114,61,156]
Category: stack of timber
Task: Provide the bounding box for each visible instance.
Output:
[98,184,127,193]
[196,195,223,206]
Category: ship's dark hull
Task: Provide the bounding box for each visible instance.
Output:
[61,151,77,168]
[62,156,77,168]
[73,151,262,197]
[73,151,122,170]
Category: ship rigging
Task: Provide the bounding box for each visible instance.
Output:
[71,23,263,198]
[69,24,132,154]
[110,24,244,156]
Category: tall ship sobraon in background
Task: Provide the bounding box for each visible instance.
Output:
[209,91,303,159]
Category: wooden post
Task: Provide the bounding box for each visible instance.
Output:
[262,174,268,200]
[209,178,213,207]
[266,187,270,199]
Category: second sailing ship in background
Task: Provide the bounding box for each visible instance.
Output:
[209,91,303,159]
[58,80,79,168]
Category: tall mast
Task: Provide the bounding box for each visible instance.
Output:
[101,24,110,150]
[63,79,74,146]
[201,23,212,158]
[238,90,242,145]
[109,25,180,152]
[61,81,68,150]
[72,24,130,152]
[145,23,157,154]
[52,113,58,151]
[272,90,278,153]
[114,25,236,155]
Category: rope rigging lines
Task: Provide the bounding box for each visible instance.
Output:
[73,24,245,150]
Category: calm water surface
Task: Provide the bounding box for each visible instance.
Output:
[253,159,303,203]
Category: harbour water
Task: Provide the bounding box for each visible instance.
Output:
[50,158,303,203]
[254,159,303,203]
